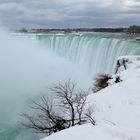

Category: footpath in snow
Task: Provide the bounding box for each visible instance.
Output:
[42,55,140,140]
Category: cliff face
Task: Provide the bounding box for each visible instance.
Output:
[42,55,140,140]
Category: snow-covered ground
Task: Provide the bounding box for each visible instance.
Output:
[42,56,140,140]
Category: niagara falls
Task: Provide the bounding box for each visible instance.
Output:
[0,29,140,140]
[0,0,140,140]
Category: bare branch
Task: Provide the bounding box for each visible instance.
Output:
[21,80,95,136]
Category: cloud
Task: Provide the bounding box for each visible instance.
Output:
[0,0,139,28]
[123,0,140,7]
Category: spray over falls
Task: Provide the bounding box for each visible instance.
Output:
[0,31,89,140]
[0,31,140,140]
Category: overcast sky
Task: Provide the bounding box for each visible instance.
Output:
[0,0,140,29]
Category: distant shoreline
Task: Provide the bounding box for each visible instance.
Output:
[18,25,140,34]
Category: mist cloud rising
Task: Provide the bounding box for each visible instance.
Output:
[0,0,140,28]
[0,29,91,126]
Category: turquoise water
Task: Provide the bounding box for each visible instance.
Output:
[0,32,140,140]
[35,34,140,76]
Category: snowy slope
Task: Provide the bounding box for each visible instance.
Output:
[42,56,140,140]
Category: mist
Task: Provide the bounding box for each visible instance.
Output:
[0,29,91,139]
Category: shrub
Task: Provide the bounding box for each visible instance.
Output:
[92,74,112,93]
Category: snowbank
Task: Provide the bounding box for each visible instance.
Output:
[41,55,140,140]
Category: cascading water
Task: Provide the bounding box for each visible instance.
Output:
[36,34,140,76]
[0,30,140,140]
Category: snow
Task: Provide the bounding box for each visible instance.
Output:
[41,55,140,140]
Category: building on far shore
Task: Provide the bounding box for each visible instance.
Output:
[125,25,140,34]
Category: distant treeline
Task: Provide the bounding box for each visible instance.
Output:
[19,25,140,34]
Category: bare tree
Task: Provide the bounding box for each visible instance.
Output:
[75,92,88,125]
[85,108,96,125]
[21,96,69,135]
[21,80,95,135]
[52,80,76,126]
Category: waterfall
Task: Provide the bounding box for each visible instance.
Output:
[0,31,140,140]
[36,34,140,77]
